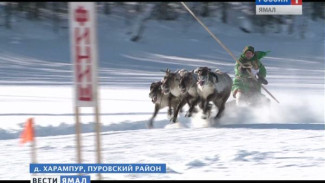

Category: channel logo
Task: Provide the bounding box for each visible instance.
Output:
[31,175,90,183]
[256,0,303,15]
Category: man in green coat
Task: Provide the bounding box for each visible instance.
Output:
[232,46,269,106]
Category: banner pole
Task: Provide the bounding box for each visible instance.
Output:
[95,105,102,180]
[75,106,82,164]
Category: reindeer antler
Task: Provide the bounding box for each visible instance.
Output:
[160,68,171,74]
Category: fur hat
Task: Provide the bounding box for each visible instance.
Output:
[243,46,255,54]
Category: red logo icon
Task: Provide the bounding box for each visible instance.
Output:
[291,0,302,5]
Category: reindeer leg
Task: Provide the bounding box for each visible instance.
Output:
[184,94,192,117]
[199,97,205,110]
[214,100,225,120]
[167,94,173,116]
[186,96,200,117]
[171,97,187,123]
[214,93,229,120]
[203,94,215,119]
[201,99,209,119]
[148,104,160,129]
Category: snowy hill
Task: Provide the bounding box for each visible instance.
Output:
[0,7,324,180]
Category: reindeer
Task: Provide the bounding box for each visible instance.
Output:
[170,70,201,122]
[194,67,233,120]
[160,68,195,123]
[148,81,183,128]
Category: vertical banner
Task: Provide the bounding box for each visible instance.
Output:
[69,3,102,179]
[70,2,98,107]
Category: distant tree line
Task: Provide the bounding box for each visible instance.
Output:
[1,2,67,32]
[1,2,324,40]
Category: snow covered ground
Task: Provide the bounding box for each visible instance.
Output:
[0,9,324,180]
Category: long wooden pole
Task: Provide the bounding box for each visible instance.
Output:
[180,2,279,103]
[75,106,82,164]
[31,136,37,163]
[93,1,102,179]
[95,105,102,180]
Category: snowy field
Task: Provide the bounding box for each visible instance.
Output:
[0,10,324,180]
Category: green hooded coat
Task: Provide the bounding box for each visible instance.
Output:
[232,46,270,93]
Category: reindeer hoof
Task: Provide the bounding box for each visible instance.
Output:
[146,122,153,129]
[170,117,177,123]
[168,109,173,116]
[185,112,192,118]
[214,112,222,119]
[192,108,198,113]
